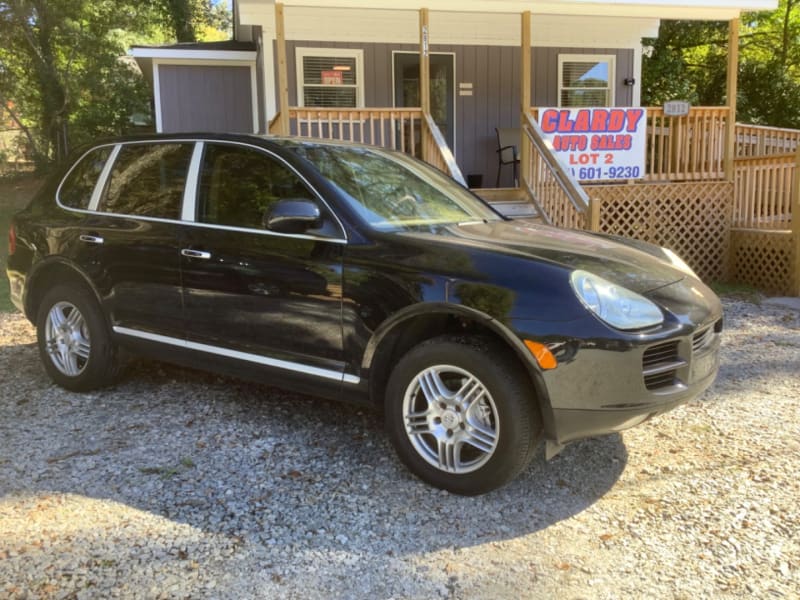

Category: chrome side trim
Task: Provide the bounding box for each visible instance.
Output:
[182,142,204,222]
[113,326,360,385]
[88,144,121,211]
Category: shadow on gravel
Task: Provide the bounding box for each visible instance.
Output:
[1,352,628,571]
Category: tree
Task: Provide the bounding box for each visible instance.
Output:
[0,0,231,167]
[0,1,154,165]
[642,1,800,128]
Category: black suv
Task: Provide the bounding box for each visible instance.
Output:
[7,134,722,494]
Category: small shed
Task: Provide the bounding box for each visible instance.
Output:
[131,40,261,134]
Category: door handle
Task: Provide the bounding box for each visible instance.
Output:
[79,234,104,245]
[181,248,212,260]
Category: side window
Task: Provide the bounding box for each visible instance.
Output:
[59,146,113,209]
[99,143,193,219]
[197,144,312,229]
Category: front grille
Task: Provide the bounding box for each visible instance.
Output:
[642,341,686,391]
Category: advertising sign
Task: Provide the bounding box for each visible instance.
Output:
[321,70,343,85]
[538,107,647,181]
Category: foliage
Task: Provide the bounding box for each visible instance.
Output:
[0,0,231,168]
[642,1,800,128]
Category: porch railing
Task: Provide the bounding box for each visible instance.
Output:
[520,113,594,230]
[645,107,728,181]
[269,107,465,185]
[421,113,467,186]
[736,123,800,158]
[733,152,796,230]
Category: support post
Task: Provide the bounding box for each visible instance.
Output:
[791,145,800,295]
[724,18,740,181]
[520,11,532,189]
[420,8,431,162]
[275,3,290,136]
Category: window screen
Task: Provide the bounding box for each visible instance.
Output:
[59,146,113,209]
[559,56,614,108]
[298,49,361,108]
[197,144,311,230]
[100,143,193,219]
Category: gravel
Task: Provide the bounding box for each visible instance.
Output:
[0,297,798,599]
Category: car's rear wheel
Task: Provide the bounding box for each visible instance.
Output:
[36,283,119,392]
[385,335,541,495]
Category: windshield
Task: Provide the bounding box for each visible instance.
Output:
[290,143,502,231]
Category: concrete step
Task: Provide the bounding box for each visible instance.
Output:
[488,200,541,220]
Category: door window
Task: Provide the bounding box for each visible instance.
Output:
[196,144,312,230]
[100,143,194,219]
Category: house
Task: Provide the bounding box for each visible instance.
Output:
[132,0,800,296]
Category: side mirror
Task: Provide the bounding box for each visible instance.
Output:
[264,199,322,234]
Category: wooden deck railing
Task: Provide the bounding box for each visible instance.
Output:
[421,113,466,186]
[733,153,795,230]
[270,107,465,185]
[735,123,800,158]
[644,107,728,181]
[520,113,594,230]
[283,107,424,156]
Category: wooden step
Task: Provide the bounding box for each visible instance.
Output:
[488,201,541,220]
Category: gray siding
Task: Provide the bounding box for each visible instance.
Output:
[158,64,253,133]
[282,41,634,185]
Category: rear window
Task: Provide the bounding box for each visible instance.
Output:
[99,143,194,220]
[59,146,113,209]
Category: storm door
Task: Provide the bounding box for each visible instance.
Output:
[393,52,455,154]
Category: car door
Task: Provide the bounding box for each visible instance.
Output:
[73,141,193,340]
[179,141,347,390]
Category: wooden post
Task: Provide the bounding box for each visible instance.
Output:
[275,3,290,136]
[520,11,531,190]
[724,18,740,181]
[419,8,431,162]
[791,145,800,295]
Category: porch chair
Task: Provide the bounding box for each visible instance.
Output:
[495,127,520,187]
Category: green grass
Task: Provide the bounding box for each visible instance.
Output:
[710,281,764,304]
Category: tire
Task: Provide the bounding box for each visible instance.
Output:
[385,335,541,495]
[36,283,119,392]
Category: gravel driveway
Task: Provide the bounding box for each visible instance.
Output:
[1,297,798,599]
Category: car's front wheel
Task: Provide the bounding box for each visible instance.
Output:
[385,335,541,495]
[36,283,119,392]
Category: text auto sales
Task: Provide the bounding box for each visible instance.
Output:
[541,108,644,160]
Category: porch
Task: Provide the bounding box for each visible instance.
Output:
[259,2,796,296]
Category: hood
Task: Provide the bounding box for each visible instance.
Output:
[398,219,687,294]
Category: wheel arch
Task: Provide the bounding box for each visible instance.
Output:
[363,303,553,430]
[24,258,104,323]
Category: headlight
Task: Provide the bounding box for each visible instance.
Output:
[570,270,664,330]
[662,248,698,279]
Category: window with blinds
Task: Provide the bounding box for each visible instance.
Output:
[558,55,615,108]
[296,48,364,108]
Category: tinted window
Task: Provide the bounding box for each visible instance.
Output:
[197,144,311,229]
[100,143,193,219]
[59,146,112,209]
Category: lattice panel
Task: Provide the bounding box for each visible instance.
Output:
[587,182,732,283]
[730,230,795,295]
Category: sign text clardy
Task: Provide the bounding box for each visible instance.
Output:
[538,108,647,181]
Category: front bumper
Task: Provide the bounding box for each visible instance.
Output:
[537,315,722,445]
